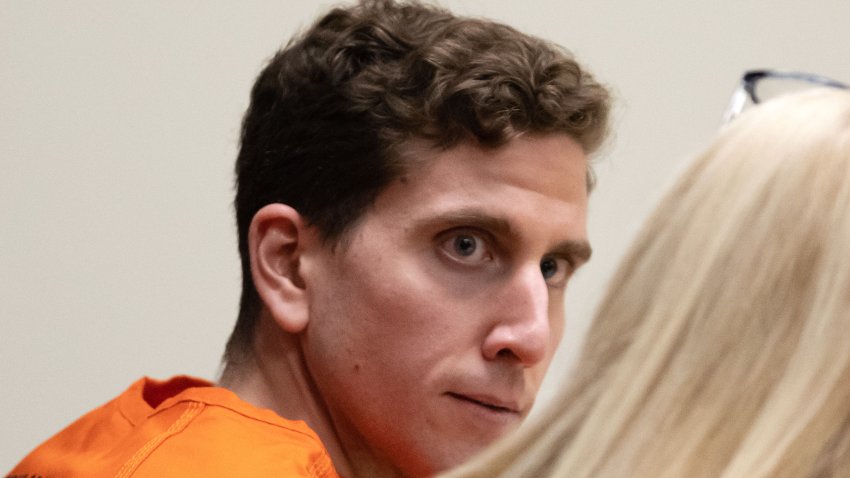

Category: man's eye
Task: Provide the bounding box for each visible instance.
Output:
[540,256,571,287]
[441,233,492,263]
[454,235,477,257]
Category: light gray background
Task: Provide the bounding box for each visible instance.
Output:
[3,0,849,469]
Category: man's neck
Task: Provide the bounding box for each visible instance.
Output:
[218,315,357,477]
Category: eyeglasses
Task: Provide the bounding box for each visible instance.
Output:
[722,69,849,122]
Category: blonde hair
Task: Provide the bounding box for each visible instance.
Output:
[443,88,850,478]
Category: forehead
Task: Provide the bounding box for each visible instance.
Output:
[397,133,586,198]
[397,134,595,190]
[357,133,589,240]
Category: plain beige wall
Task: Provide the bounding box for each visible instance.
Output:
[3,0,849,469]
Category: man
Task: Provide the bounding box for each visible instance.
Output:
[8,1,609,476]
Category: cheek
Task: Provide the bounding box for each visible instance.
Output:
[539,299,567,369]
[307,232,490,382]
[550,308,566,347]
[309,258,444,366]
[357,285,453,358]
[305,274,460,420]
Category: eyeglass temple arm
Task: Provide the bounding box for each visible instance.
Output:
[722,85,749,123]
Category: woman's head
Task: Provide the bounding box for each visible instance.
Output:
[443,88,850,478]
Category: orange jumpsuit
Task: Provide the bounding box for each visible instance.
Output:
[7,376,340,478]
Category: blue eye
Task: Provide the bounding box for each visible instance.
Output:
[540,258,558,278]
[540,256,571,287]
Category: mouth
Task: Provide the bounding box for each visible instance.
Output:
[446,392,519,414]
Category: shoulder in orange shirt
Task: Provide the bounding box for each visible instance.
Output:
[8,376,340,478]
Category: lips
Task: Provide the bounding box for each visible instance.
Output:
[446,392,520,414]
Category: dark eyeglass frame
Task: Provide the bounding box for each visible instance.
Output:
[723,69,849,122]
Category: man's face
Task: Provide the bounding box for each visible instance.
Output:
[300,133,590,477]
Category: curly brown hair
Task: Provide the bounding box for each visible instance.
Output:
[226,0,611,363]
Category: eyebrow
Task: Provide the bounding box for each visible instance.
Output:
[419,209,593,264]
[552,238,593,265]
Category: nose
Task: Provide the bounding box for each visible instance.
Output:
[481,265,552,367]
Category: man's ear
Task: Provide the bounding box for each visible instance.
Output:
[249,204,312,334]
